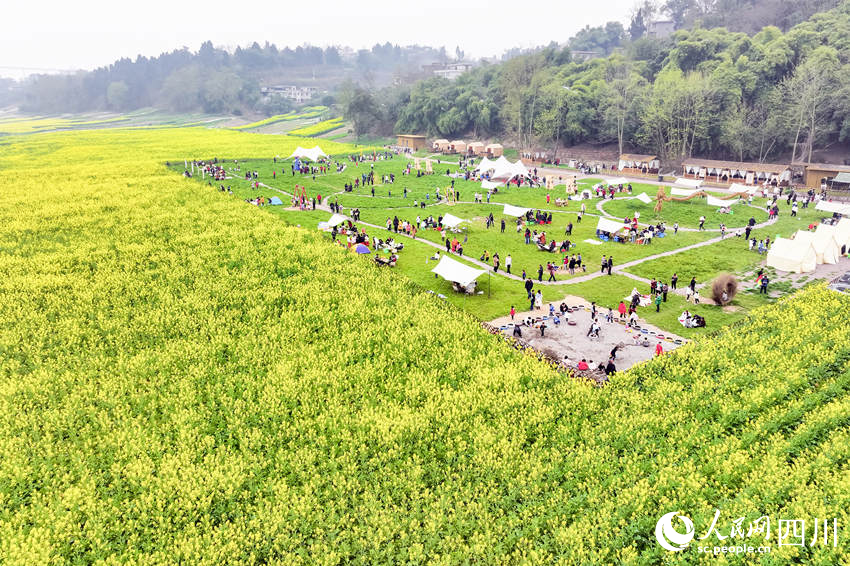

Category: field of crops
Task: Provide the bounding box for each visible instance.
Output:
[232,106,329,130]
[1,127,848,563]
[288,116,345,137]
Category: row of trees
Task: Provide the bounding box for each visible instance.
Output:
[346,1,850,164]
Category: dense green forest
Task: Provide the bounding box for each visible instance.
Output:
[345,0,850,163]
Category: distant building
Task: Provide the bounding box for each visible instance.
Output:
[794,163,850,189]
[646,20,675,39]
[423,61,474,81]
[571,50,602,63]
[396,134,426,151]
[682,158,791,186]
[260,85,320,103]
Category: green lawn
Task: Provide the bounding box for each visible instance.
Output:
[169,157,818,338]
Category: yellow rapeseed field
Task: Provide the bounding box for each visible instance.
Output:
[0,127,847,564]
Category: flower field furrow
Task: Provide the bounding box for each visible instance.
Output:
[0,128,848,563]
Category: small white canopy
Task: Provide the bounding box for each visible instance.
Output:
[766,237,817,273]
[707,195,736,207]
[607,177,629,186]
[597,217,627,234]
[288,146,327,161]
[503,204,530,217]
[815,200,850,215]
[487,155,516,179]
[441,213,466,229]
[671,187,697,197]
[431,256,486,287]
[327,213,348,227]
[633,192,652,204]
[511,160,531,177]
[675,178,703,188]
[796,228,840,264]
[481,180,502,190]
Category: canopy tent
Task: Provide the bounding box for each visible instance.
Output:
[269,196,283,205]
[674,178,703,189]
[815,200,850,215]
[833,218,850,249]
[288,146,327,161]
[796,228,840,264]
[354,244,371,254]
[596,217,627,234]
[488,156,517,179]
[670,187,697,197]
[441,213,466,229]
[707,195,736,207]
[476,157,495,172]
[327,213,348,227]
[816,223,844,260]
[503,204,530,217]
[607,177,629,186]
[833,172,850,184]
[633,192,652,204]
[766,237,817,273]
[431,256,486,287]
[511,160,531,178]
[481,179,502,190]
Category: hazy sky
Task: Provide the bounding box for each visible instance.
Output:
[0,0,637,79]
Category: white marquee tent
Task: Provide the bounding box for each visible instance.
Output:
[288,146,328,161]
[633,192,652,204]
[797,227,841,264]
[503,204,530,217]
[326,213,348,227]
[833,218,850,249]
[441,213,466,229]
[766,237,817,273]
[431,256,487,287]
[476,157,494,172]
[596,217,627,234]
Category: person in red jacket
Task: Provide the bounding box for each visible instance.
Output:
[577,359,589,370]
[618,301,627,320]
[655,342,664,356]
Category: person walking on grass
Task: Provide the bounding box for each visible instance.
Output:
[525,278,533,299]
[538,264,544,282]
[698,216,706,230]
[760,275,770,294]
[548,263,557,282]
[606,256,613,275]
[662,282,669,302]
[655,293,662,312]
[601,255,607,274]
[673,222,679,235]
[689,277,697,293]
[535,290,543,310]
[506,254,512,275]
[671,273,678,290]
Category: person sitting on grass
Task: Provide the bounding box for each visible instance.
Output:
[577,359,589,371]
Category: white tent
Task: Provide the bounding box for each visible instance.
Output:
[707,195,736,207]
[596,217,627,234]
[511,160,531,178]
[441,213,466,229]
[815,200,850,215]
[327,213,348,227]
[670,187,697,197]
[476,157,494,172]
[633,192,652,204]
[481,180,502,190]
[488,156,517,179]
[503,204,530,217]
[816,224,843,262]
[431,256,486,287]
[796,228,840,264]
[288,146,327,161]
[675,178,703,188]
[833,218,850,249]
[766,237,817,273]
[607,177,629,186]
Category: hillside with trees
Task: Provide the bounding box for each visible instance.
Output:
[363,0,850,164]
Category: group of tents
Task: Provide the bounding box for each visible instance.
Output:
[767,218,850,273]
[286,146,328,162]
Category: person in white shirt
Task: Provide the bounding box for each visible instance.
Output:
[505,254,512,274]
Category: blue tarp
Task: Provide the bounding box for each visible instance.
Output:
[269,196,283,205]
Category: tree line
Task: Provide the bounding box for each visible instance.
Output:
[343,0,850,164]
